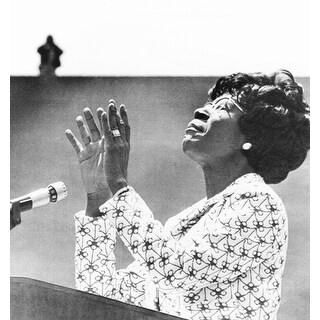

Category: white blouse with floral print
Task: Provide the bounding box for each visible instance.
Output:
[74,173,288,320]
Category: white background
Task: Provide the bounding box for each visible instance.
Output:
[10,0,309,76]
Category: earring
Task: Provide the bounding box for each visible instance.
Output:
[242,142,252,151]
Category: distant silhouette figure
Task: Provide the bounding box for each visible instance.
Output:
[37,35,63,77]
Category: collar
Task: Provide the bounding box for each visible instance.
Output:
[204,173,265,207]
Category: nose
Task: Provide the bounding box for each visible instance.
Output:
[194,106,211,121]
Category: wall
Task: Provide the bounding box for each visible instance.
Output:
[10,76,310,319]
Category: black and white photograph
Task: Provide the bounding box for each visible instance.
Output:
[9,1,312,319]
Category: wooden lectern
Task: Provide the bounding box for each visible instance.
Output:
[11,277,185,320]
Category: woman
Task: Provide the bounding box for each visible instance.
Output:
[66,70,309,320]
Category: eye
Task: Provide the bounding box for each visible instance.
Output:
[212,99,230,112]
[214,104,230,113]
[220,100,234,112]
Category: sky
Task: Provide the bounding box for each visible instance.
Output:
[10,0,310,76]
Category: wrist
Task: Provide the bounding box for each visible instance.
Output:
[85,189,111,217]
[108,179,128,195]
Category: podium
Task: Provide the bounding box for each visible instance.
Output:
[11,277,185,320]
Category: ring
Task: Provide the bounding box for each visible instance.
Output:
[111,129,121,137]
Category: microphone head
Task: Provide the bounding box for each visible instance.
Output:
[48,182,67,202]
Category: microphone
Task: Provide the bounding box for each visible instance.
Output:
[10,182,67,212]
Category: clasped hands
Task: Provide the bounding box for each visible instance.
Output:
[66,100,130,217]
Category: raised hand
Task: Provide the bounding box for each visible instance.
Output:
[66,107,111,216]
[101,100,131,195]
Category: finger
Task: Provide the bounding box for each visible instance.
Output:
[97,107,105,132]
[98,99,114,133]
[108,102,122,143]
[65,129,83,154]
[76,116,91,146]
[83,108,101,142]
[108,102,118,131]
[101,136,105,152]
[101,136,106,164]
[115,109,126,141]
[101,112,113,145]
[120,105,130,143]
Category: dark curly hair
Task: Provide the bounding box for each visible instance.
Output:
[208,69,310,184]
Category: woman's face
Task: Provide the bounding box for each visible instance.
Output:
[182,95,247,167]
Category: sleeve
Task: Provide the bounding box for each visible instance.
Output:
[74,210,157,309]
[100,187,282,293]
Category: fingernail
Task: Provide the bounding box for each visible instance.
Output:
[76,116,82,122]
[83,107,90,112]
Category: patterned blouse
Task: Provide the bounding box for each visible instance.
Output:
[74,173,288,320]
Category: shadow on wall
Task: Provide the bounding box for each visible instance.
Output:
[10,76,310,320]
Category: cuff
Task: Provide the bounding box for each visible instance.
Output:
[99,186,135,213]
[74,209,109,222]
[113,186,134,199]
